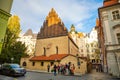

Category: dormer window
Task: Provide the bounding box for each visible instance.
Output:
[112,10,120,20]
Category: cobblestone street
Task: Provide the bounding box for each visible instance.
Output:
[0,70,119,80]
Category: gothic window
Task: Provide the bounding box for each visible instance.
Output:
[56,46,58,54]
[117,33,120,44]
[43,47,46,56]
[112,10,120,20]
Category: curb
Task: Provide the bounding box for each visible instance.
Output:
[26,69,82,77]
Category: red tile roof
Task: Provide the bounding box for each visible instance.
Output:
[30,54,69,61]
[103,0,118,7]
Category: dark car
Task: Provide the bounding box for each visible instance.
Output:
[0,63,26,76]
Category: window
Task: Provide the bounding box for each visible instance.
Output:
[56,46,58,54]
[50,62,54,66]
[41,62,44,66]
[87,49,89,52]
[81,49,83,52]
[91,44,93,47]
[22,62,27,66]
[32,62,35,66]
[92,49,94,52]
[43,47,46,56]
[117,33,120,44]
[112,10,120,20]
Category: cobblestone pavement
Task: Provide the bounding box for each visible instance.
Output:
[0,70,119,80]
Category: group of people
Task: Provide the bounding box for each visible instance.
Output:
[96,64,102,72]
[47,63,75,76]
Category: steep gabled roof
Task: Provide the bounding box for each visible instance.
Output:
[37,8,68,39]
[24,29,33,36]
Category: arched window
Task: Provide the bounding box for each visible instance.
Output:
[56,46,58,54]
[22,61,27,66]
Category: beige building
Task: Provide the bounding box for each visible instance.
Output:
[69,25,87,57]
[21,8,87,74]
[18,29,37,56]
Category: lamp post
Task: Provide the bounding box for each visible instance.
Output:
[11,57,14,63]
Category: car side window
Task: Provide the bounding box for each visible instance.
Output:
[2,65,11,69]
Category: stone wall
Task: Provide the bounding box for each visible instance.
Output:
[21,55,87,74]
[35,36,68,56]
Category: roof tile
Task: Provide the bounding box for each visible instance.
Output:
[30,54,69,61]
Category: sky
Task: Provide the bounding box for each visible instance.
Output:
[11,0,103,34]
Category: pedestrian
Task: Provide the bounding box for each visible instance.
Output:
[96,65,98,72]
[65,63,69,75]
[53,64,57,76]
[57,64,60,74]
[47,64,50,72]
[70,64,75,75]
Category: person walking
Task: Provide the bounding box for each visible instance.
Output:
[70,64,75,75]
[96,65,98,72]
[53,64,57,76]
[47,64,50,72]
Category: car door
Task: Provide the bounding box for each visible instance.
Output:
[2,65,11,75]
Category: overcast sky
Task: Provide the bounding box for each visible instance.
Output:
[11,0,103,34]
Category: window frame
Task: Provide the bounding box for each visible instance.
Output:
[112,10,120,20]
[41,62,44,66]
[32,62,35,66]
[117,33,120,44]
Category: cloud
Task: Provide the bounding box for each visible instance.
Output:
[11,0,103,33]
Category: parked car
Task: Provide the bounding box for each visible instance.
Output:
[0,63,26,76]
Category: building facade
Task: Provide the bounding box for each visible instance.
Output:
[18,29,37,56]
[0,0,13,54]
[21,8,87,74]
[86,28,100,64]
[98,0,120,77]
[69,25,87,57]
[69,25,100,64]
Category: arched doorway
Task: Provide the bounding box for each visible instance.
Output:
[22,61,27,67]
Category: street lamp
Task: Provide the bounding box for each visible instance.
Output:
[11,57,14,63]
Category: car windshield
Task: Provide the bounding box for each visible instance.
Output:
[10,64,20,68]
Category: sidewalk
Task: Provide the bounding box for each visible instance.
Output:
[27,69,82,76]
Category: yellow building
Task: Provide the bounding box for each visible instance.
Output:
[21,8,87,74]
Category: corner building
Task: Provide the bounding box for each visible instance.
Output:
[98,0,120,77]
[21,8,87,74]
